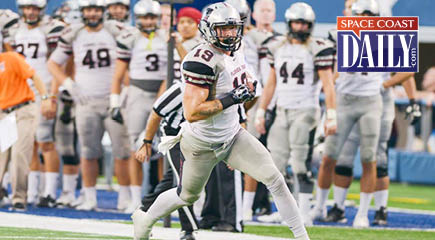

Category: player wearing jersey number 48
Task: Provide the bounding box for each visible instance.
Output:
[255,2,336,226]
[131,3,309,240]
[48,0,131,211]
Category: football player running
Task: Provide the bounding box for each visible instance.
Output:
[255,2,336,226]
[4,0,65,207]
[47,0,130,211]
[131,3,310,240]
[111,0,168,213]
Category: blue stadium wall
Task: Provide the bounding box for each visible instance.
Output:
[1,0,434,26]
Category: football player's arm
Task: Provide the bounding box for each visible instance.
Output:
[135,111,162,163]
[318,67,337,136]
[175,42,188,60]
[401,75,417,100]
[156,80,167,99]
[47,59,69,85]
[111,59,129,95]
[255,67,276,134]
[383,72,414,89]
[183,83,223,122]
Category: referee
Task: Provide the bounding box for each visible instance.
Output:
[135,81,198,240]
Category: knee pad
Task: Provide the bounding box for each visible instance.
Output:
[360,147,376,162]
[335,166,353,177]
[62,155,79,166]
[296,173,314,194]
[177,185,200,205]
[376,167,388,178]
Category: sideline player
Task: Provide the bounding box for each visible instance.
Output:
[48,0,130,211]
[255,2,336,226]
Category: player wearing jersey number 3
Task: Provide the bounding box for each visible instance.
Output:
[131,3,310,240]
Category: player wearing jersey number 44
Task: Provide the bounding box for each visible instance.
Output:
[255,2,336,226]
[131,3,310,240]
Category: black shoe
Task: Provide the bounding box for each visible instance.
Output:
[11,202,26,211]
[180,231,195,240]
[198,219,218,229]
[325,204,347,223]
[373,207,388,226]
[211,222,237,232]
[37,195,56,208]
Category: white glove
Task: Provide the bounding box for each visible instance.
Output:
[62,77,88,105]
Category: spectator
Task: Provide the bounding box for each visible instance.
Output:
[0,51,52,211]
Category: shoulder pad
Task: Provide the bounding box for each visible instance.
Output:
[59,23,85,44]
[327,28,337,44]
[182,43,223,84]
[104,20,127,37]
[263,35,286,55]
[0,9,19,30]
[42,18,66,36]
[182,34,204,52]
[308,37,335,57]
[116,27,141,51]
[245,28,273,46]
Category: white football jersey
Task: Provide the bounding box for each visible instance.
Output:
[266,36,335,109]
[50,20,125,98]
[0,9,19,53]
[6,16,65,86]
[181,43,258,143]
[117,28,167,81]
[336,72,389,96]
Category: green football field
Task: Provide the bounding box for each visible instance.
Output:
[0,181,433,240]
[0,225,434,240]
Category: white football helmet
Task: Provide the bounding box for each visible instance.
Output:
[79,0,105,27]
[133,0,161,33]
[17,0,46,25]
[352,0,380,16]
[105,0,130,22]
[225,0,251,26]
[284,2,315,42]
[199,2,244,52]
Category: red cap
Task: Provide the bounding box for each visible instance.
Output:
[177,7,202,25]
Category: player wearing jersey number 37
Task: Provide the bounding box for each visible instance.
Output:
[131,3,310,240]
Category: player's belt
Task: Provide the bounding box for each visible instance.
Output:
[131,79,163,93]
[2,100,33,114]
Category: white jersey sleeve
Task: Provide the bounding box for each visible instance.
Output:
[0,9,19,51]
[307,37,335,70]
[103,20,127,38]
[181,43,220,88]
[116,27,141,62]
[41,18,66,53]
[264,35,287,68]
[49,23,85,65]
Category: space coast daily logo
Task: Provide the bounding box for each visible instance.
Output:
[337,16,418,72]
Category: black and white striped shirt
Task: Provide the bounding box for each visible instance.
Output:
[153,81,184,136]
[153,81,247,136]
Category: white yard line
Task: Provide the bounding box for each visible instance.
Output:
[0,212,292,240]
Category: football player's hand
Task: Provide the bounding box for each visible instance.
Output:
[45,98,57,120]
[110,94,123,124]
[324,109,337,136]
[40,99,52,119]
[62,77,88,105]
[110,107,124,124]
[135,142,152,163]
[231,84,255,104]
[406,99,422,125]
[324,119,337,136]
[255,108,266,135]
